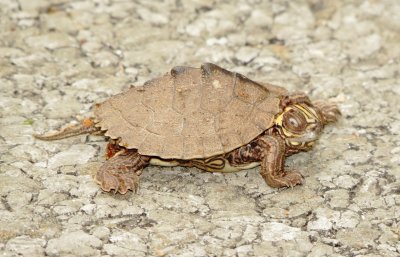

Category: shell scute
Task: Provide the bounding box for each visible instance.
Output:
[183,136,204,158]
[215,99,252,135]
[172,67,202,114]
[256,97,281,115]
[118,128,148,149]
[200,65,235,114]
[234,73,270,104]
[218,132,243,152]
[251,108,275,131]
[146,108,183,136]
[141,76,174,111]
[161,135,184,158]
[181,110,215,137]
[138,133,164,156]
[202,134,224,156]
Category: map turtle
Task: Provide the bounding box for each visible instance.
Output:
[35,63,340,194]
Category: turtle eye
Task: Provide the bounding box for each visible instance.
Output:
[283,109,307,133]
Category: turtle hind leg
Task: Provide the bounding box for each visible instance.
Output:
[95,150,150,194]
[259,135,303,188]
[34,118,100,141]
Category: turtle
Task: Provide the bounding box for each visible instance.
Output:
[34,63,340,194]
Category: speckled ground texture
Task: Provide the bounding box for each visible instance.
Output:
[0,0,399,256]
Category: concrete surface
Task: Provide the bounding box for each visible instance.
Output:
[0,0,399,256]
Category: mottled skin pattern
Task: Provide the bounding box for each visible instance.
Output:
[93,96,340,194]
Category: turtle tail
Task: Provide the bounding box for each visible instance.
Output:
[33,118,101,141]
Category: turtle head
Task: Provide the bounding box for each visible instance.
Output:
[275,103,323,150]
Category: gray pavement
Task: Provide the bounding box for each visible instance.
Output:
[0,0,399,256]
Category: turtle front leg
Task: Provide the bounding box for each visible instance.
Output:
[259,135,303,188]
[95,150,150,194]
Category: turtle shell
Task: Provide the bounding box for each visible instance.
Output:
[94,63,288,159]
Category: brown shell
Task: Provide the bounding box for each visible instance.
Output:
[94,63,288,159]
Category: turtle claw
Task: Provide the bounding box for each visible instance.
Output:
[282,171,304,188]
[270,171,303,188]
[95,169,139,194]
